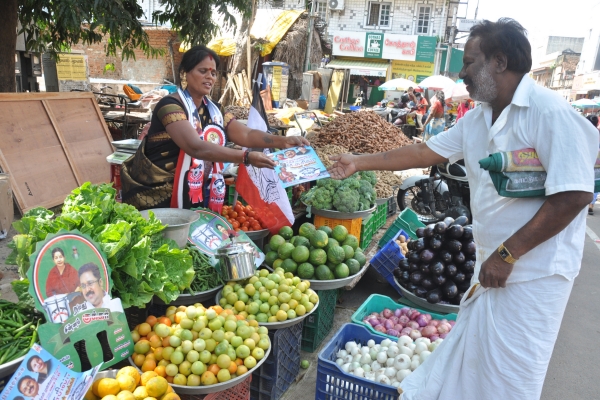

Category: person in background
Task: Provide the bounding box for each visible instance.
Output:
[328,18,597,399]
[373,77,381,87]
[359,76,370,103]
[414,91,429,129]
[421,90,446,141]
[585,114,599,215]
[406,86,417,103]
[456,98,470,121]
[45,247,79,298]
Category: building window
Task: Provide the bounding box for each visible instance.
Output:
[314,0,327,19]
[416,4,432,35]
[367,2,392,27]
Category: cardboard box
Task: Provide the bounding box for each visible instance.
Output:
[0,174,13,234]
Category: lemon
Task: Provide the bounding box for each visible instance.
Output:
[145,376,168,397]
[100,396,117,400]
[84,386,99,400]
[116,391,136,400]
[117,366,141,386]
[117,375,136,392]
[140,371,158,386]
[160,394,181,400]
[97,378,120,398]
[132,386,149,400]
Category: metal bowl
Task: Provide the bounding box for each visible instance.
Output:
[306,262,369,290]
[140,208,200,248]
[303,203,377,219]
[245,229,270,241]
[0,355,25,379]
[152,285,224,306]
[394,277,460,314]
[215,292,319,330]
[376,197,391,206]
[129,345,271,394]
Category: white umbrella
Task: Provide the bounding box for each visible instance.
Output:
[419,75,456,91]
[571,98,598,108]
[445,82,470,102]
[378,77,418,91]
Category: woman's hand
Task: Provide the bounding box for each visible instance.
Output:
[283,136,310,148]
[248,151,277,169]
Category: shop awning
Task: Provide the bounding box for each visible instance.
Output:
[326,59,389,77]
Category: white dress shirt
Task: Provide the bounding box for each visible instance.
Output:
[426,75,598,283]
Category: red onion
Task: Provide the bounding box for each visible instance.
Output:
[400,327,412,337]
[398,315,410,325]
[378,317,387,325]
[406,320,420,330]
[370,312,379,318]
[390,316,400,324]
[429,334,439,341]
[437,323,451,335]
[448,320,456,327]
[439,333,448,339]
[399,307,411,316]
[367,318,379,327]
[421,326,438,338]
[394,324,404,332]
[394,308,403,317]
[427,320,440,328]
[423,314,433,322]
[416,314,429,327]
[374,325,387,334]
[384,320,395,330]
[382,309,393,319]
[387,329,400,337]
[409,310,421,321]
[409,329,422,340]
[440,319,448,325]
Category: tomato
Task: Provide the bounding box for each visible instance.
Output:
[234,204,242,213]
[246,210,255,218]
[221,210,228,217]
[245,205,253,211]
[229,211,238,218]
[231,221,240,229]
[236,201,243,207]
[251,223,261,231]
[237,217,247,224]
[238,211,246,218]
[242,221,250,228]
[241,227,248,232]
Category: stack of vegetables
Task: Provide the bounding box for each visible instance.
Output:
[301,172,378,213]
[6,183,195,309]
[264,224,367,281]
[0,294,44,367]
[362,307,454,340]
[393,216,475,305]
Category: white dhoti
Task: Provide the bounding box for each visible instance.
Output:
[400,275,574,400]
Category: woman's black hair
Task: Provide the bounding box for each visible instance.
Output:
[179,45,220,74]
[51,247,64,257]
[469,18,532,74]
[586,114,599,127]
[436,90,445,106]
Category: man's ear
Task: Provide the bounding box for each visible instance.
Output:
[494,52,508,73]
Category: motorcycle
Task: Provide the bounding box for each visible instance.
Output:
[397,160,471,224]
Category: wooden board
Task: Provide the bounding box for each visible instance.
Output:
[0,92,114,212]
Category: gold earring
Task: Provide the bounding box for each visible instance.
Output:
[180,72,188,90]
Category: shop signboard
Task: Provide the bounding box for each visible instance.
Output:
[381,34,418,61]
[364,32,384,59]
[56,54,87,81]
[390,60,434,83]
[331,31,366,58]
[415,36,437,63]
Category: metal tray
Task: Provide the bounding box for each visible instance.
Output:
[152,285,224,306]
[306,262,369,290]
[394,277,460,314]
[215,292,319,330]
[303,203,377,219]
[0,355,25,379]
[128,345,270,394]
[245,229,270,240]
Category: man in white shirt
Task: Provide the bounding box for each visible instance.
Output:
[329,18,597,399]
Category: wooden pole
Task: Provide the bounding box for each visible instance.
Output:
[247,0,257,90]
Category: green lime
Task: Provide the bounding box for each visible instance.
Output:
[272,259,284,270]
[278,243,295,260]
[355,247,364,253]
[333,263,350,279]
[342,234,359,251]
[291,245,310,263]
[324,238,339,252]
[265,251,279,267]
[315,265,331,280]
[308,249,327,266]
[310,230,329,249]
[317,225,333,236]
[346,258,361,275]
[327,246,346,264]
[301,360,310,369]
[354,252,367,267]
[279,226,294,240]
[297,263,315,279]
[342,245,355,260]
[281,258,298,274]
[269,235,286,251]
[331,225,349,242]
[299,222,316,238]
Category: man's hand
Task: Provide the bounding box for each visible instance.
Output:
[248,152,276,169]
[328,154,357,179]
[283,136,310,148]
[478,251,514,288]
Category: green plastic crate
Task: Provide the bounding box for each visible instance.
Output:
[375,203,387,230]
[350,294,457,342]
[378,208,426,247]
[301,289,338,352]
[359,217,375,249]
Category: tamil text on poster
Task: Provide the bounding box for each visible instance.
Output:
[269,146,330,188]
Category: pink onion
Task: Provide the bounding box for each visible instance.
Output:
[439,333,448,339]
[448,320,456,327]
[387,329,400,337]
[384,320,395,330]
[429,334,439,341]
[394,324,404,332]
[416,314,429,327]
[390,316,399,324]
[406,320,420,330]
[400,327,412,337]
[421,326,438,338]
[409,329,422,340]
[440,319,448,325]
[382,309,393,319]
[398,315,410,325]
[409,310,421,321]
[437,323,451,335]
[427,320,440,328]
[423,314,432,322]
[369,312,379,318]
[374,325,387,334]
[394,308,403,317]
[399,307,411,316]
[366,318,379,327]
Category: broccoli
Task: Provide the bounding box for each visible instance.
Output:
[359,171,377,186]
[317,178,342,196]
[311,187,333,210]
[300,187,317,205]
[340,177,360,191]
[333,188,360,213]
[358,180,375,207]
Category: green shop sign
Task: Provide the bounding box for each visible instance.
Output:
[364,32,384,59]
[416,36,437,63]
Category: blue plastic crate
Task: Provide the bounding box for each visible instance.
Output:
[370,229,410,296]
[316,323,398,400]
[250,321,303,400]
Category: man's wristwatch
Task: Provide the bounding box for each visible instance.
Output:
[497,243,518,264]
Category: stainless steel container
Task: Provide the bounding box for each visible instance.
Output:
[140,208,199,248]
[216,238,256,281]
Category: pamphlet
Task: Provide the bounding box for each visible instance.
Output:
[269,146,330,188]
[0,344,101,400]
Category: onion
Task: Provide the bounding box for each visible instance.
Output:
[387,329,400,337]
[420,351,431,363]
[396,369,412,382]
[394,324,404,332]
[421,326,437,338]
[367,339,375,348]
[406,321,420,330]
[394,308,403,317]
[374,325,387,334]
[397,336,412,347]
[414,342,428,355]
[369,312,379,317]
[437,324,451,335]
[409,310,421,321]
[423,313,432,322]
[381,339,392,347]
[354,367,365,377]
[382,308,393,319]
[429,334,439,342]
[384,320,395,330]
[439,333,448,339]
[409,329,422,340]
[427,319,440,328]
[440,319,448,324]
[399,307,411,316]
[448,320,456,327]
[398,315,410,325]
[366,318,379,327]
[398,346,413,358]
[360,354,372,365]
[400,327,412,337]
[371,361,382,372]
[390,316,400,324]
[394,354,411,370]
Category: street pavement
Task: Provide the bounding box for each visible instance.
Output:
[283,210,600,400]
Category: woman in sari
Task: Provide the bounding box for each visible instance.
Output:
[121,45,308,210]
[421,90,446,141]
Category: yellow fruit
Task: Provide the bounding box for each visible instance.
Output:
[92,380,102,397]
[116,391,136,400]
[97,378,120,398]
[117,375,136,392]
[84,386,99,400]
[142,398,157,400]
[145,376,168,397]
[159,394,181,400]
[140,371,158,386]
[100,396,117,400]
[117,366,141,386]
[132,386,149,400]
